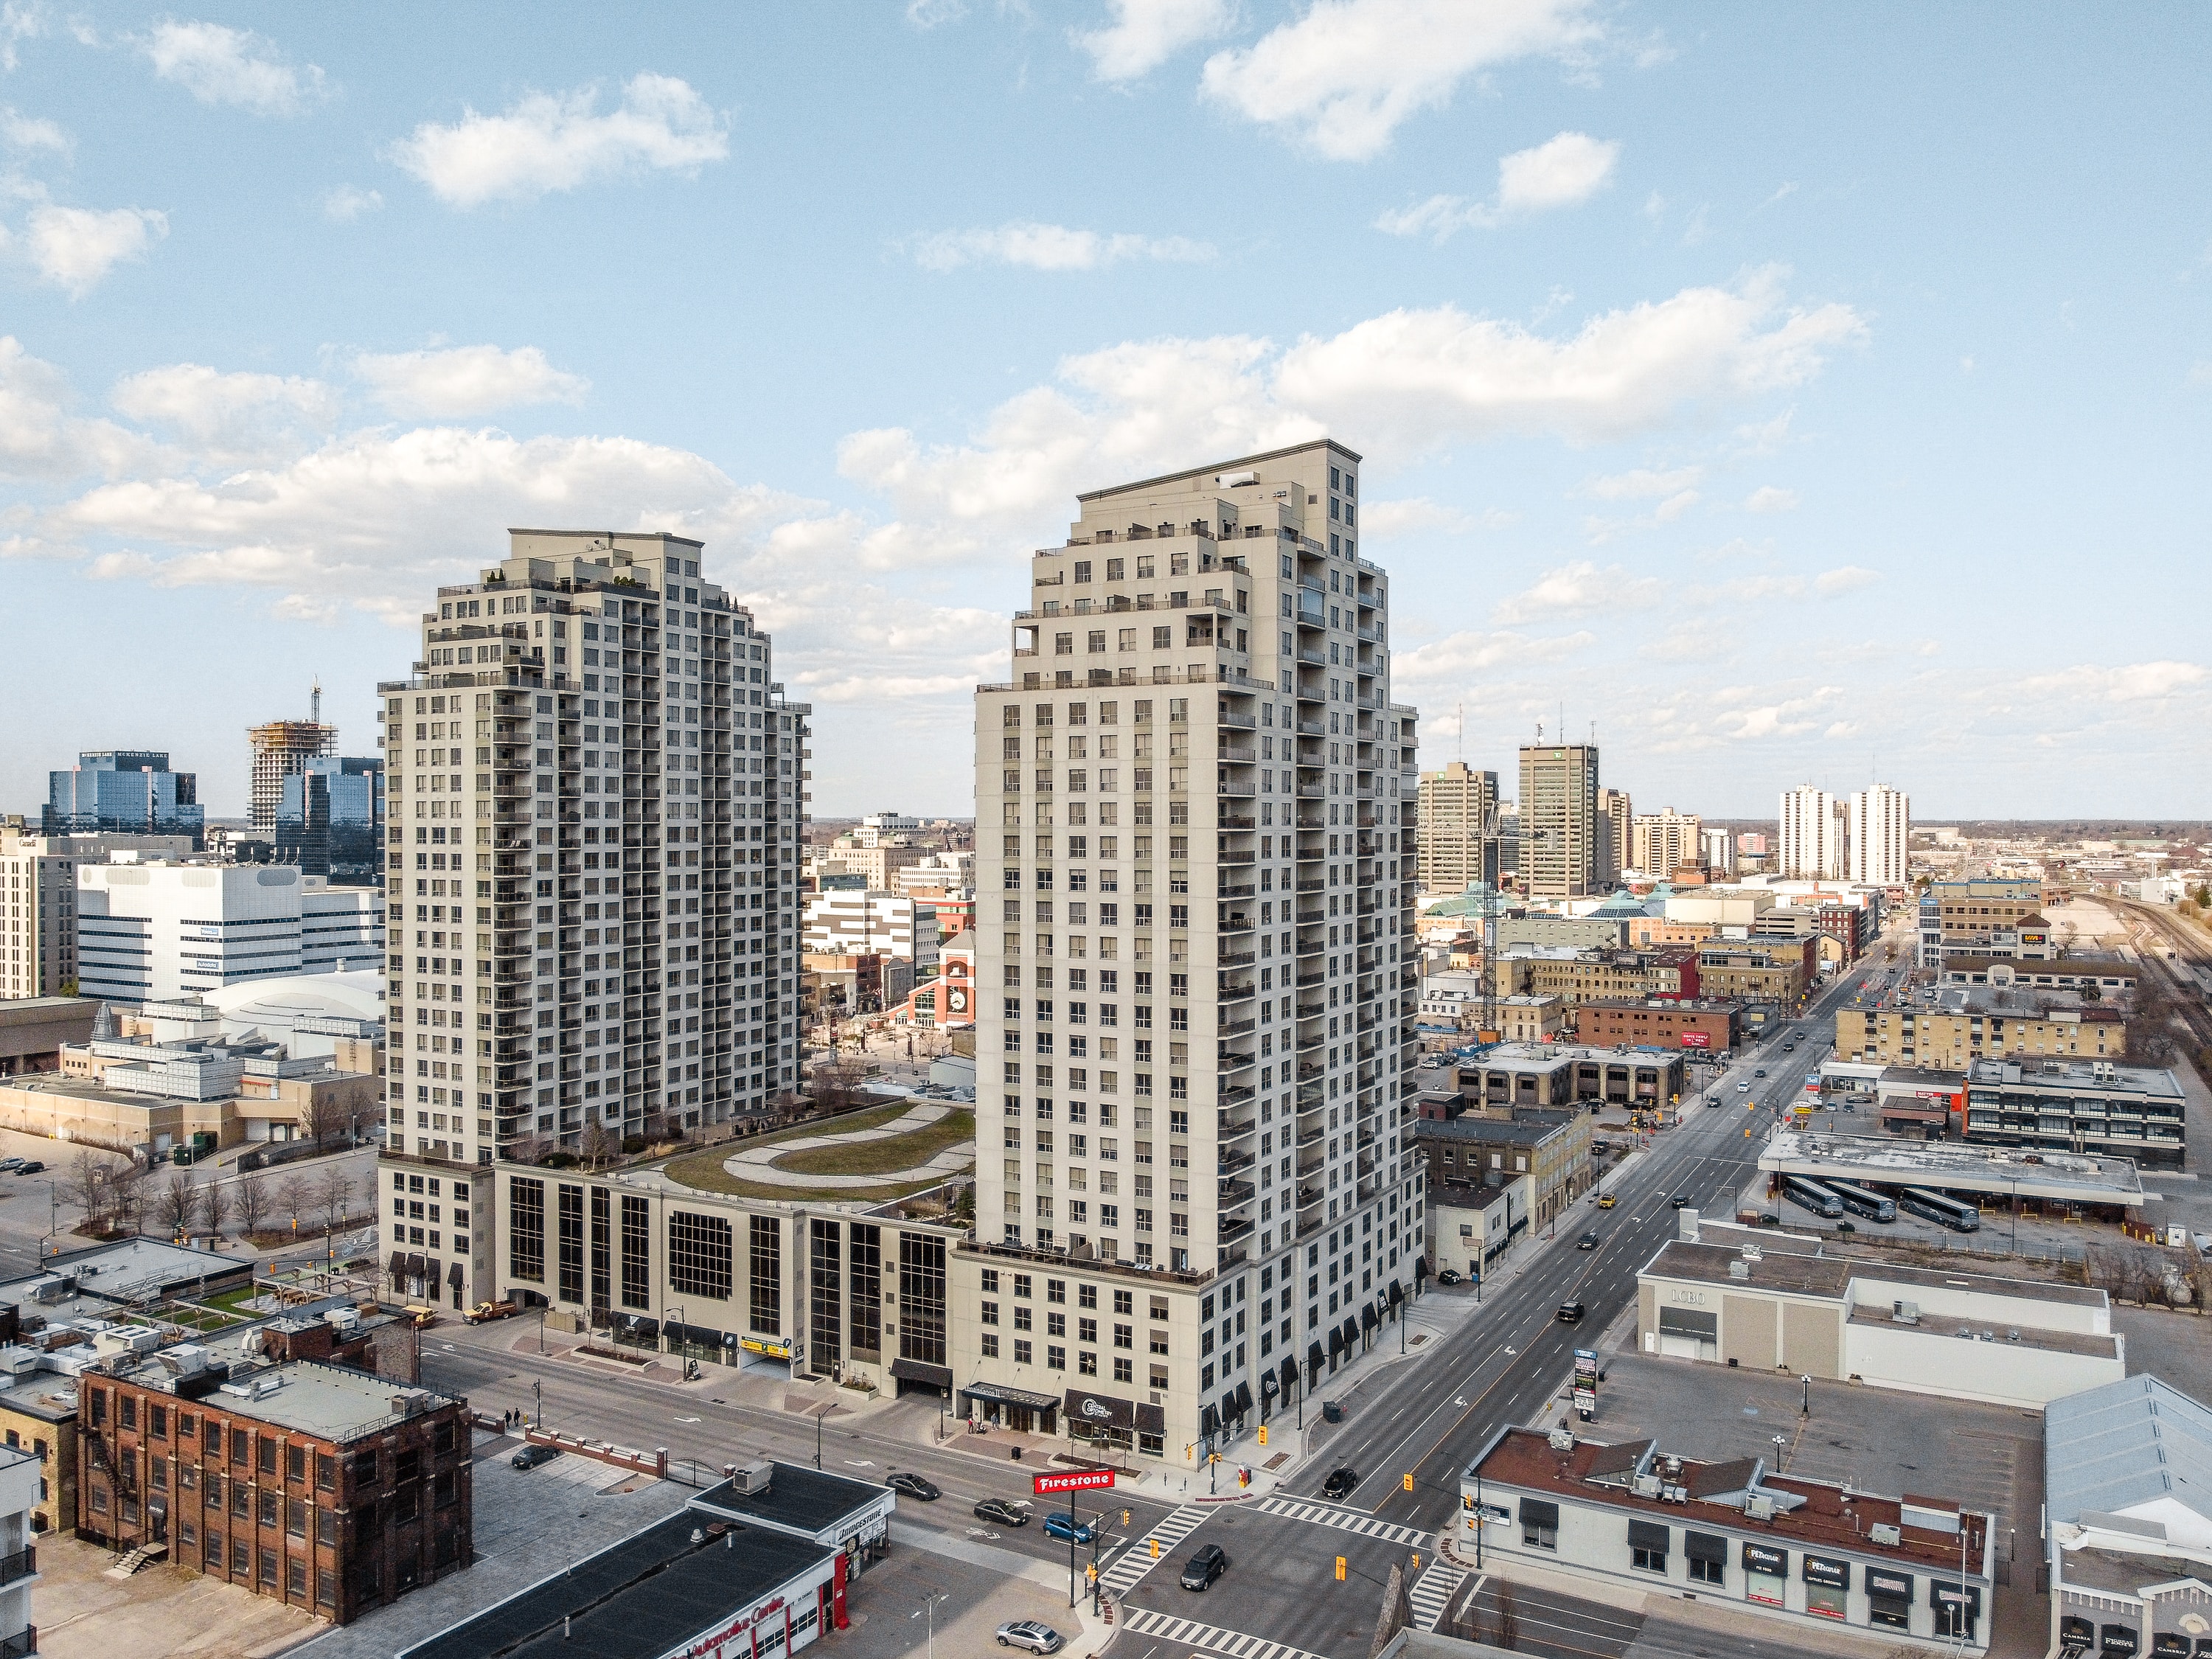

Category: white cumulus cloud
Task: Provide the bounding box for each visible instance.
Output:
[1498,129,1621,212]
[22,204,167,297]
[110,364,338,460]
[1743,484,1797,512]
[1202,0,1601,161]
[1812,563,1879,597]
[838,272,1865,537]
[911,221,1214,272]
[1492,559,1663,623]
[139,20,327,116]
[321,185,383,222]
[2017,661,2206,704]
[351,344,589,419]
[1077,0,1237,80]
[390,74,728,209]
[1586,465,1700,500]
[1,106,69,154]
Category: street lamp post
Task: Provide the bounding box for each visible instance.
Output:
[814,1402,831,1470]
[912,1593,949,1659]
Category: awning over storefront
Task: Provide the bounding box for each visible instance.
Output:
[1062,1386,1133,1429]
[1135,1402,1165,1434]
[1327,1326,1346,1354]
[965,1381,1062,1411]
[386,1251,406,1281]
[447,1260,465,1288]
[1232,1380,1253,1417]
[1201,1404,1221,1438]
[1360,1304,1377,1332]
[1386,1280,1404,1307]
[890,1358,954,1389]
[1277,1357,1298,1399]
[1339,1317,1360,1349]
[1307,1340,1325,1375]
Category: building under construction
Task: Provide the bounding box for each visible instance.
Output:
[248,683,336,833]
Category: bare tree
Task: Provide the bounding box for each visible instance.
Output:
[157,1172,196,1237]
[311,1169,355,1235]
[579,1120,618,1171]
[58,1148,111,1231]
[203,1180,232,1238]
[108,1160,151,1236]
[339,1088,379,1146]
[304,1089,349,1148]
[274,1172,308,1229]
[233,1175,271,1238]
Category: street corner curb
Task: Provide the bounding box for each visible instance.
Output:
[1190,1490,1257,1505]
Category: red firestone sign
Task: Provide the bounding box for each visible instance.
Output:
[1032,1469,1116,1495]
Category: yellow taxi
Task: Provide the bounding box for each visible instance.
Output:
[1595,1194,1618,1209]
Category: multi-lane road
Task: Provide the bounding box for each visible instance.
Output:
[414,950,1885,1659]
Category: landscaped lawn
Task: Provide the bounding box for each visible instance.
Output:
[655,1104,975,1200]
[776,1110,974,1176]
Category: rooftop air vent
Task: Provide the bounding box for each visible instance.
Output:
[1870,1523,1902,1546]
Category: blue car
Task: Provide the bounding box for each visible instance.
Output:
[1041,1512,1095,1544]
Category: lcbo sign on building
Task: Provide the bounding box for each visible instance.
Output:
[1032,1469,1116,1496]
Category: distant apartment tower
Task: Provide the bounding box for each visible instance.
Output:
[44,750,204,847]
[77,859,383,1003]
[274,755,386,883]
[248,684,338,832]
[1416,762,1499,894]
[970,439,1422,1458]
[1630,808,1702,877]
[1736,831,1770,857]
[1778,785,1846,880]
[1518,745,1601,900]
[377,528,807,1186]
[1700,827,1735,875]
[1596,787,1631,884]
[1848,784,1910,886]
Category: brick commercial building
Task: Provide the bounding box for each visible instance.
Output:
[1695,942,1813,1007]
[1575,998,1742,1053]
[1837,987,2124,1068]
[1516,947,1699,1009]
[1413,1102,1592,1228]
[77,1345,472,1624]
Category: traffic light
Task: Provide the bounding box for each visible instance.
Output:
[1411,1554,1422,1572]
[1122,1509,1131,1527]
[1402,1472,1414,1492]
[1258,1425,1269,1447]
[1087,1563,1098,1582]
[1335,1557,1347,1582]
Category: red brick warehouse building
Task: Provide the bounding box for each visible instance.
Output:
[76,1332,472,1624]
[1575,998,1744,1054]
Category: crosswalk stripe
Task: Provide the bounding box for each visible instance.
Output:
[1406,1555,1472,1631]
[1253,1495,1432,1549]
[1119,1606,1330,1659]
[1099,1503,1209,1595]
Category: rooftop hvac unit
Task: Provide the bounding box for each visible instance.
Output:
[1663,1455,1683,1479]
[1892,1301,1920,1325]
[729,1460,774,1496]
[1632,1474,1662,1498]
[1745,1496,1775,1521]
[1869,1523,1902,1546]
[1662,1486,1688,1505]
[1547,1427,1576,1453]
[1729,1260,1750,1280]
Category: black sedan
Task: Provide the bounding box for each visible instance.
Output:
[1321,1467,1360,1500]
[1670,1194,1692,1209]
[888,1472,940,1501]
[1576,1232,1600,1251]
[511,1444,561,1470]
[1436,1268,1464,1285]
[1180,1543,1230,1590]
[974,1498,1029,1526]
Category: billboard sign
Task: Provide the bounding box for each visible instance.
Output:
[1032,1469,1116,1495]
[1679,1032,1711,1048]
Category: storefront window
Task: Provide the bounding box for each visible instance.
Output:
[1742,1540,1788,1607]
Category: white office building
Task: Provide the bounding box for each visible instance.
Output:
[802,888,939,969]
[1848,785,1911,887]
[1777,785,1845,880]
[962,439,1425,1458]
[76,858,384,1004]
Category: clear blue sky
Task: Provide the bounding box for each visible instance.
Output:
[1,3,2205,821]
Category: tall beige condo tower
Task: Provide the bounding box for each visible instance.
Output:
[1847,784,1910,886]
[1416,762,1499,894]
[1517,745,1600,899]
[377,529,808,1312]
[967,440,1424,1461]
[1596,787,1631,884]
[1630,808,1703,878]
